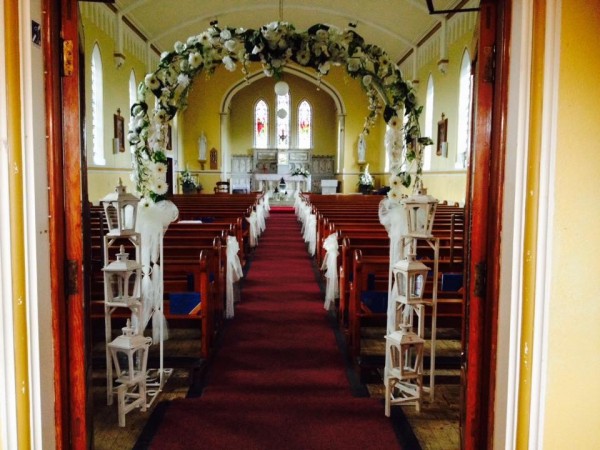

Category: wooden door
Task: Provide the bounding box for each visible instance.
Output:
[45,0,90,447]
[462,0,511,448]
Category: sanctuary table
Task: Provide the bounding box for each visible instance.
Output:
[253,174,311,193]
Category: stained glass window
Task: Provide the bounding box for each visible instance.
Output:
[276,92,290,149]
[254,99,269,148]
[297,100,312,149]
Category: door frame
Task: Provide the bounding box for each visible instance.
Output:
[46,1,513,448]
[463,0,511,448]
[45,0,90,448]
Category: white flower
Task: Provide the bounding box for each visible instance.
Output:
[362,75,373,87]
[263,67,274,77]
[388,115,401,130]
[316,29,329,41]
[271,58,283,69]
[186,36,199,46]
[224,39,237,52]
[155,109,167,123]
[220,29,232,40]
[318,61,331,74]
[177,73,191,88]
[222,55,236,71]
[389,174,403,189]
[160,51,170,61]
[151,180,169,196]
[295,49,310,65]
[188,52,203,68]
[179,60,189,72]
[347,58,360,72]
[151,162,168,180]
[139,196,154,209]
[199,32,211,46]
[144,74,160,90]
[174,41,186,54]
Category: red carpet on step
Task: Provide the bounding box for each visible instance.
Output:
[149,212,401,449]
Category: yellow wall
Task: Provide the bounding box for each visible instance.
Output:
[543,3,600,448]
[81,13,148,202]
[81,10,475,200]
[410,21,476,204]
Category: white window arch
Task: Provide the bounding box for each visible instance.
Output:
[297,100,312,149]
[91,43,105,165]
[423,74,434,171]
[254,99,269,148]
[456,49,473,169]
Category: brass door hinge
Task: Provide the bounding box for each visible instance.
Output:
[474,261,487,298]
[483,44,496,84]
[62,39,74,76]
[66,259,78,295]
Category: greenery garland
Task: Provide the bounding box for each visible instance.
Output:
[128,21,432,203]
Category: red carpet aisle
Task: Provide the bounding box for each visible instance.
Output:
[148,211,402,449]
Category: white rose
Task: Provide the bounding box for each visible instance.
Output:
[188,52,203,68]
[222,55,236,71]
[174,41,186,54]
[220,29,232,40]
[224,39,237,52]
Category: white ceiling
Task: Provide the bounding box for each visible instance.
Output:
[114,0,470,63]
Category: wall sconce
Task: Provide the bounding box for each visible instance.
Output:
[437,58,449,74]
[114,52,126,69]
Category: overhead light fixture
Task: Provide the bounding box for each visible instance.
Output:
[113,52,126,69]
[274,80,289,96]
[425,0,479,14]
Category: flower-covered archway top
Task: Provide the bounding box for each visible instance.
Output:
[128,21,432,204]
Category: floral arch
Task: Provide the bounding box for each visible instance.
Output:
[128,21,432,203]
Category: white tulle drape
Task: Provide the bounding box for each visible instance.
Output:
[136,200,179,342]
[225,235,244,319]
[378,197,410,339]
[303,213,317,256]
[246,211,258,248]
[321,233,339,310]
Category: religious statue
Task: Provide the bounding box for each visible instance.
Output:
[198,132,207,162]
[357,133,366,164]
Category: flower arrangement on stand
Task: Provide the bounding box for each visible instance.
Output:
[358,164,374,194]
[290,167,310,178]
[179,169,201,194]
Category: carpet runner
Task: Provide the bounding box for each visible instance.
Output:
[147,211,402,449]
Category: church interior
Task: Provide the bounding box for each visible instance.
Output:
[2,1,600,449]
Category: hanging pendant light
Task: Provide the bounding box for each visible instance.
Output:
[274,80,289,96]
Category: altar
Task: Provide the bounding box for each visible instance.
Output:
[253,174,311,193]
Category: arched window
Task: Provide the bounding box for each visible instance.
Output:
[129,70,137,108]
[297,100,312,149]
[91,43,105,165]
[254,99,269,148]
[276,92,290,149]
[423,74,434,171]
[456,50,473,169]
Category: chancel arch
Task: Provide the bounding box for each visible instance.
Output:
[218,66,346,191]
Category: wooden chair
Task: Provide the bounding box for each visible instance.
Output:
[214,180,230,194]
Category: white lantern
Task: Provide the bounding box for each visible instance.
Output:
[103,245,142,308]
[401,188,438,239]
[384,329,425,415]
[392,255,430,306]
[108,320,152,426]
[101,180,140,237]
[274,80,289,96]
